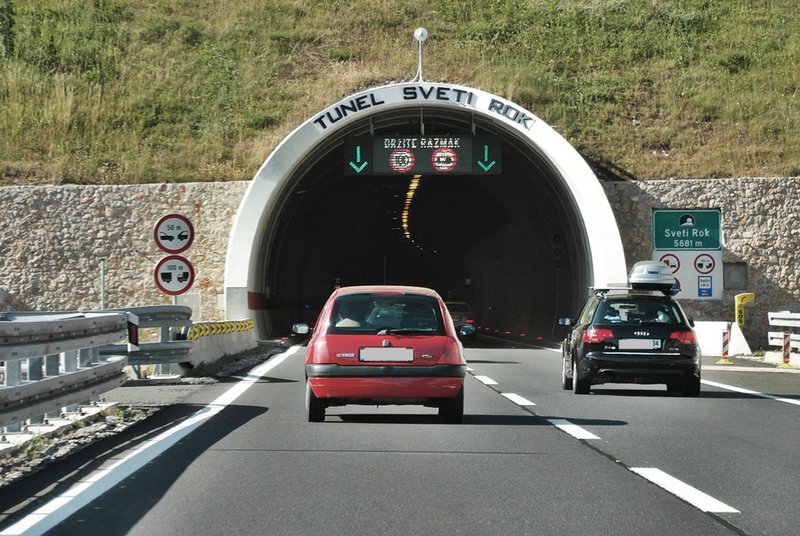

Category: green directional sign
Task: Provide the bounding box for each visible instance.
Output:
[652,209,722,250]
[348,144,368,173]
[344,135,501,175]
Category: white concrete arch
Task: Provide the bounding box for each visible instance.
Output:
[224,82,627,320]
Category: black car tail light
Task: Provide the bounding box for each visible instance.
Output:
[583,327,615,344]
[669,330,697,345]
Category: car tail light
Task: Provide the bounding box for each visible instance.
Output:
[465,319,475,324]
[669,330,697,345]
[583,327,615,344]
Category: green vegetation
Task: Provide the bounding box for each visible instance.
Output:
[1,0,799,184]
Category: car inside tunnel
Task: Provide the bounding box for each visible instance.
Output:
[252,106,594,343]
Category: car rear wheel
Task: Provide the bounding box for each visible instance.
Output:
[572,361,590,395]
[561,354,573,390]
[306,381,326,422]
[439,387,464,424]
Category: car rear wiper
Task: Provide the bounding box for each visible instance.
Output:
[376,328,435,335]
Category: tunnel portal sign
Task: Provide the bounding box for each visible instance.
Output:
[344,135,501,175]
[652,209,721,250]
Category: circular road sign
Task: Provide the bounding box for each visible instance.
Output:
[389,148,415,173]
[431,147,457,172]
[659,253,681,274]
[694,253,715,275]
[154,213,195,254]
[154,255,195,295]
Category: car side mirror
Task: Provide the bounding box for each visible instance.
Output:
[457,324,476,338]
[292,323,310,335]
[558,317,575,327]
[688,318,695,327]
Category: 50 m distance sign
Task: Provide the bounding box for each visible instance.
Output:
[344,135,501,175]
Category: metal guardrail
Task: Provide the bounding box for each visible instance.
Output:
[99,305,193,366]
[768,311,800,350]
[0,311,130,429]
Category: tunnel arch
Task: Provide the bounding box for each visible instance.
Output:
[224,82,627,340]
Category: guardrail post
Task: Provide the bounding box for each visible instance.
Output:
[3,361,22,433]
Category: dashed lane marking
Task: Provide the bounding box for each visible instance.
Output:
[501,393,536,406]
[546,418,601,440]
[630,467,739,513]
[474,375,498,385]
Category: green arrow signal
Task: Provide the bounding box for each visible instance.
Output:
[477,145,496,172]
[349,145,368,173]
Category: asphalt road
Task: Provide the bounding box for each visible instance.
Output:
[1,338,798,536]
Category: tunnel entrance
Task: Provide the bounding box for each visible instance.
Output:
[224,83,626,342]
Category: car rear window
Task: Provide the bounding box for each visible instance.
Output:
[329,293,445,335]
[596,299,682,325]
[445,302,472,313]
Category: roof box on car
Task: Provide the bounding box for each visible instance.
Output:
[629,261,676,294]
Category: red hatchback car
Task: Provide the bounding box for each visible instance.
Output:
[297,285,467,423]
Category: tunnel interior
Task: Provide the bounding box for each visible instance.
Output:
[256,107,592,342]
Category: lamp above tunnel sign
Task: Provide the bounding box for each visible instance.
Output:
[344,135,501,175]
[652,209,722,250]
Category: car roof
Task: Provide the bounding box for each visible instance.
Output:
[331,285,441,299]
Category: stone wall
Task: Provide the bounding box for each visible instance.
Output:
[0,182,249,320]
[2,177,798,346]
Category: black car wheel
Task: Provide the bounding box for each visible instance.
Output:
[306,381,326,422]
[683,375,701,397]
[572,360,590,394]
[561,353,573,390]
[439,387,464,424]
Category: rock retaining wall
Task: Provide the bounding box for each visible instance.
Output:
[2,177,798,347]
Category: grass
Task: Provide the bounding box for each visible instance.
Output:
[1,0,799,185]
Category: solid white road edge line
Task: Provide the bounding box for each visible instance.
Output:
[546,418,601,440]
[501,393,536,406]
[702,379,800,406]
[630,467,739,514]
[474,375,498,385]
[0,346,301,536]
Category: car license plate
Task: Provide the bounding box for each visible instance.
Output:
[618,338,662,350]
[359,347,414,362]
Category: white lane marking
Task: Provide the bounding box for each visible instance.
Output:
[0,347,300,536]
[544,347,561,353]
[630,467,739,513]
[474,375,497,385]
[702,379,800,407]
[501,393,536,406]
[547,418,601,440]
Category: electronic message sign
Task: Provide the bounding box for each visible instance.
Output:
[344,135,501,176]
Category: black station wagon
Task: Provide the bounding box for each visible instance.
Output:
[559,263,701,396]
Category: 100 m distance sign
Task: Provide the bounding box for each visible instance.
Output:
[344,135,501,176]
